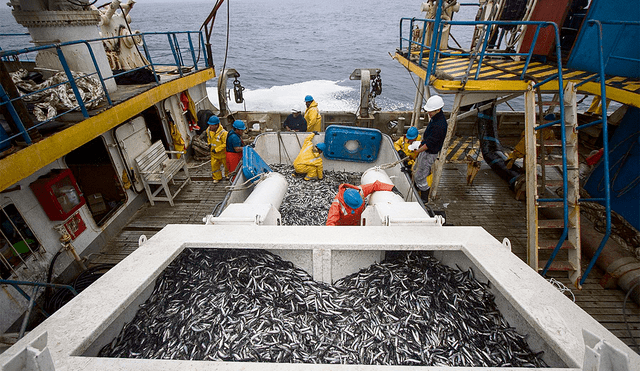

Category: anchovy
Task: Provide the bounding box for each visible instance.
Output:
[269,164,361,226]
[98,249,547,367]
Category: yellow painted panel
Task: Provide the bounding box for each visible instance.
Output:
[0,68,215,192]
[395,53,427,80]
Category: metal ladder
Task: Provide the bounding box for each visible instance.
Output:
[525,81,581,285]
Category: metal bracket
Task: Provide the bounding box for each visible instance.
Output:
[582,329,632,371]
[1,332,55,371]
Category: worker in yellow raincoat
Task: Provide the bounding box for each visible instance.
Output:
[393,126,422,171]
[304,95,322,132]
[206,116,228,183]
[293,131,325,181]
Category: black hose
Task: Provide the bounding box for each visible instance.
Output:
[44,250,63,305]
[476,102,523,190]
[45,264,114,314]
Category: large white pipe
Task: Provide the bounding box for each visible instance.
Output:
[244,172,288,210]
[361,167,404,205]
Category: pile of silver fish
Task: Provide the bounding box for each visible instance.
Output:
[270,164,362,226]
[98,249,547,367]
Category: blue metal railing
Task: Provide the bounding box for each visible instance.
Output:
[399,16,565,87]
[577,20,617,286]
[399,1,572,277]
[0,30,207,149]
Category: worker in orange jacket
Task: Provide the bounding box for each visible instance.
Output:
[326,181,401,226]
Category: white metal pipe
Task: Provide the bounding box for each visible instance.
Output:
[102,0,121,25]
[361,167,404,205]
[244,172,288,210]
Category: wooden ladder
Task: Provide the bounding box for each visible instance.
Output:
[525,82,581,286]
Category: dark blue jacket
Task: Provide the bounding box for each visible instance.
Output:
[420,111,447,154]
[226,130,244,152]
[283,113,307,132]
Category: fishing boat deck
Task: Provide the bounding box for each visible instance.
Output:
[91,149,640,354]
[395,53,640,108]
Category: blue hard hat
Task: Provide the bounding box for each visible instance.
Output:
[232,120,246,130]
[406,126,418,140]
[343,188,363,210]
[208,116,220,125]
[316,142,326,152]
[304,95,314,102]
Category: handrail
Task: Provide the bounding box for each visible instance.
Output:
[0,30,206,149]
[578,20,612,286]
[399,17,563,88]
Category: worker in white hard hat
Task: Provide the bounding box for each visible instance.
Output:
[413,95,447,203]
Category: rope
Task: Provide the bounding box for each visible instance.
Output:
[224,172,267,191]
[547,277,575,302]
[378,156,410,171]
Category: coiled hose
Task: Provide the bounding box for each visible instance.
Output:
[45,264,114,314]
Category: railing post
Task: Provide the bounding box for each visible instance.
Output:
[82,41,112,106]
[167,33,183,77]
[425,0,444,85]
[55,45,90,118]
[187,32,198,71]
[0,85,31,144]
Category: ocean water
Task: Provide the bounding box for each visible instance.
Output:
[0,0,482,113]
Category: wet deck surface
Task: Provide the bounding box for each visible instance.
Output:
[93,151,640,354]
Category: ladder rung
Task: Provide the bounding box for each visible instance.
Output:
[540,260,576,272]
[537,140,563,147]
[537,101,561,106]
[537,201,565,208]
[538,158,563,166]
[538,179,564,188]
[538,239,574,250]
[538,219,564,229]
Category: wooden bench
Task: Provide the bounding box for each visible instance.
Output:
[134,141,191,206]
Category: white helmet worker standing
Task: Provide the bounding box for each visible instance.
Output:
[424,95,444,112]
[413,95,448,203]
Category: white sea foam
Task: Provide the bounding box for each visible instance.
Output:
[207,80,359,112]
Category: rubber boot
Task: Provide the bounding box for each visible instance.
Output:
[420,188,430,204]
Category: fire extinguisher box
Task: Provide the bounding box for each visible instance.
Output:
[30,169,86,221]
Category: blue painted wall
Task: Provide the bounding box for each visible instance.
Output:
[584,107,640,229]
[567,0,640,78]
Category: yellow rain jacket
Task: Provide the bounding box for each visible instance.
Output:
[207,124,228,180]
[393,134,422,166]
[304,101,322,132]
[293,133,323,180]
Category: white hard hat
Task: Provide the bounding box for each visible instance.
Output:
[425,95,444,112]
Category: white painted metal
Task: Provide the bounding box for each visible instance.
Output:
[204,173,287,226]
[1,224,637,370]
[244,173,288,210]
[525,84,538,271]
[115,116,152,193]
[564,82,581,285]
[10,1,116,92]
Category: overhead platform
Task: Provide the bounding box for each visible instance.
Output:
[394,52,640,108]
